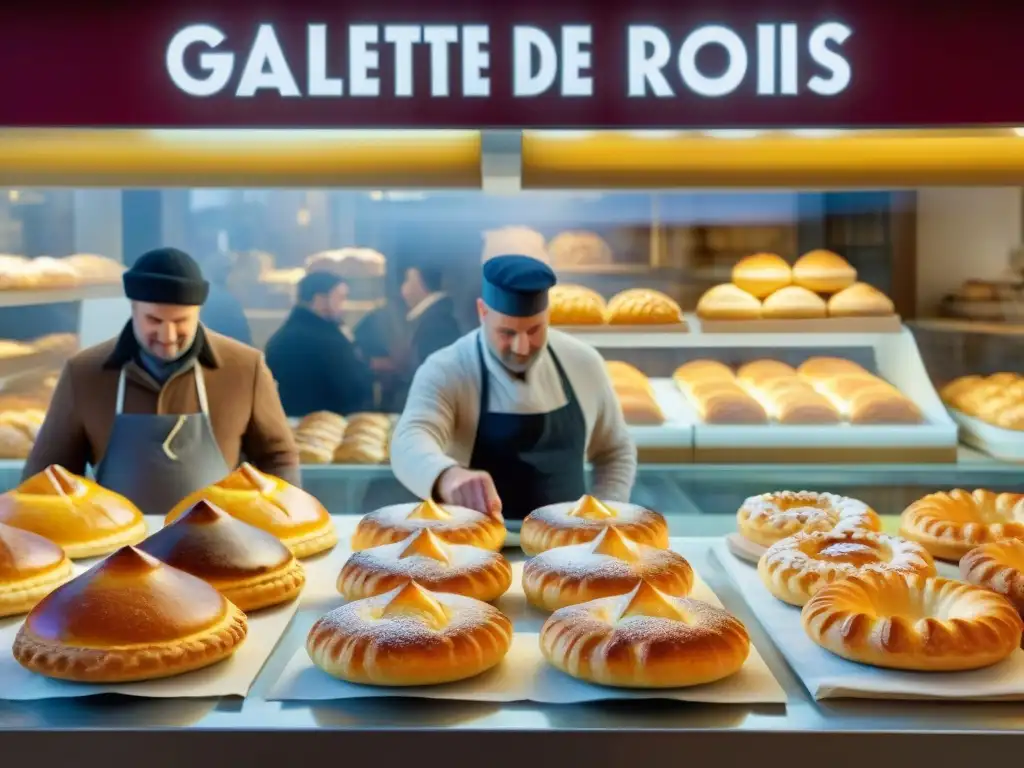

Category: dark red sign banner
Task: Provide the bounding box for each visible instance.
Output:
[0,0,1020,128]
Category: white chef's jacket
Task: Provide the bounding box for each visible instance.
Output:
[390,329,637,502]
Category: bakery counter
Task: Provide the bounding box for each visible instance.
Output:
[1,536,1022,768]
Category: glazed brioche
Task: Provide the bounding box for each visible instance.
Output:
[548,284,607,325]
[802,572,1022,671]
[792,249,857,294]
[827,282,895,317]
[899,489,1024,561]
[521,495,669,556]
[0,522,73,617]
[737,490,881,549]
[761,285,827,319]
[352,500,506,552]
[606,288,684,325]
[731,253,792,298]
[540,580,750,687]
[307,582,513,686]
[960,539,1024,617]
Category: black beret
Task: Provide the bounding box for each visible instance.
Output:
[481,255,557,317]
[123,247,210,306]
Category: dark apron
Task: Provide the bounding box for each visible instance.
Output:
[94,363,230,517]
[469,337,587,522]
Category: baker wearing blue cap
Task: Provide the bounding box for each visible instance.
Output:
[391,255,636,532]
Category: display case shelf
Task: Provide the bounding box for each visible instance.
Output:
[0,284,122,308]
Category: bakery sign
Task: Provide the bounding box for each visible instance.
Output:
[165,22,853,100]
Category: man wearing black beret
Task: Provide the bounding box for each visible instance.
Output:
[23,247,300,515]
[391,255,636,535]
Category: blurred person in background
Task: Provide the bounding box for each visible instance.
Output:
[401,265,461,366]
[265,271,373,417]
[353,302,409,413]
[197,249,253,346]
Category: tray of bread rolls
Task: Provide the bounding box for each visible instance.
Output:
[549,285,688,332]
[268,502,785,704]
[290,411,396,465]
[940,374,1024,462]
[713,488,1024,700]
[605,361,695,462]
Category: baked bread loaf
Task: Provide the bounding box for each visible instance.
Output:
[615,390,665,425]
[338,529,512,602]
[31,257,80,288]
[548,284,607,325]
[334,437,389,464]
[307,581,513,686]
[165,463,337,559]
[689,382,768,424]
[960,539,1024,619]
[741,375,841,424]
[523,526,693,611]
[548,231,614,268]
[827,282,895,317]
[737,490,881,549]
[732,253,792,298]
[606,289,684,326]
[941,373,1024,431]
[695,283,762,320]
[294,412,345,464]
[352,500,506,552]
[792,249,857,294]
[761,285,828,319]
[540,580,750,687]
[481,226,548,264]
[62,254,125,284]
[796,356,867,381]
[606,360,650,389]
[900,489,1024,561]
[802,572,1022,671]
[809,373,922,424]
[736,359,797,386]
[673,359,735,387]
[521,495,669,556]
[306,247,386,278]
[139,500,305,611]
[0,522,73,617]
[13,546,248,682]
[0,465,146,559]
[758,530,935,606]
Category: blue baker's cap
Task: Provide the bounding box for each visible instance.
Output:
[481,255,557,317]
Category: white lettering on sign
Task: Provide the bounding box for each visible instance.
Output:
[165,21,852,101]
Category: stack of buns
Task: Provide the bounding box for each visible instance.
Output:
[292,412,347,464]
[696,250,895,321]
[940,373,1024,431]
[0,254,123,290]
[549,287,685,327]
[290,411,396,464]
[605,361,665,425]
[305,248,386,279]
[673,356,921,425]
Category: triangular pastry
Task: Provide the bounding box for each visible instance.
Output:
[0,465,146,559]
[140,500,305,611]
[0,522,73,617]
[351,501,506,552]
[13,546,247,682]
[567,495,617,521]
[521,497,669,556]
[165,463,336,559]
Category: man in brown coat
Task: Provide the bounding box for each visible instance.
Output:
[23,247,300,516]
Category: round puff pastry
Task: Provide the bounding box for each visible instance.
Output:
[737,490,881,549]
[522,526,693,611]
[352,499,506,552]
[899,490,1024,561]
[0,522,73,617]
[827,282,895,317]
[761,285,827,319]
[731,253,792,298]
[792,249,857,294]
[165,463,337,559]
[695,283,762,320]
[339,529,512,603]
[521,495,669,556]
[802,572,1022,671]
[307,581,513,686]
[548,284,607,325]
[140,500,305,611]
[758,530,935,606]
[606,288,684,325]
[0,465,146,559]
[540,580,749,688]
[961,539,1024,619]
[13,547,247,682]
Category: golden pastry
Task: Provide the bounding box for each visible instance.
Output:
[522,526,693,611]
[165,463,337,559]
[761,285,828,319]
[540,580,750,687]
[139,500,305,611]
[307,581,513,686]
[827,282,895,317]
[741,377,841,424]
[690,383,768,424]
[736,359,797,385]
[672,359,736,386]
[616,391,665,425]
[758,530,935,606]
[796,356,868,381]
[606,288,685,326]
[960,539,1024,619]
[737,490,881,549]
[547,231,614,267]
[0,522,73,617]
[0,465,146,559]
[791,249,857,294]
[548,284,607,325]
[731,253,792,298]
[338,529,512,602]
[695,283,762,320]
[351,499,506,552]
[13,547,247,682]
[802,572,1022,671]
[899,489,1024,561]
[520,495,669,556]
[605,360,650,390]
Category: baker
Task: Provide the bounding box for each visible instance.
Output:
[23,247,300,515]
[390,254,636,532]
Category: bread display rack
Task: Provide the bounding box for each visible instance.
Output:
[947,409,1024,462]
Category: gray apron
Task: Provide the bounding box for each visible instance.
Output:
[94,363,230,517]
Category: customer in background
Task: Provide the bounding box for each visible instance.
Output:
[198,250,253,346]
[401,266,461,366]
[353,303,409,413]
[265,271,374,417]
